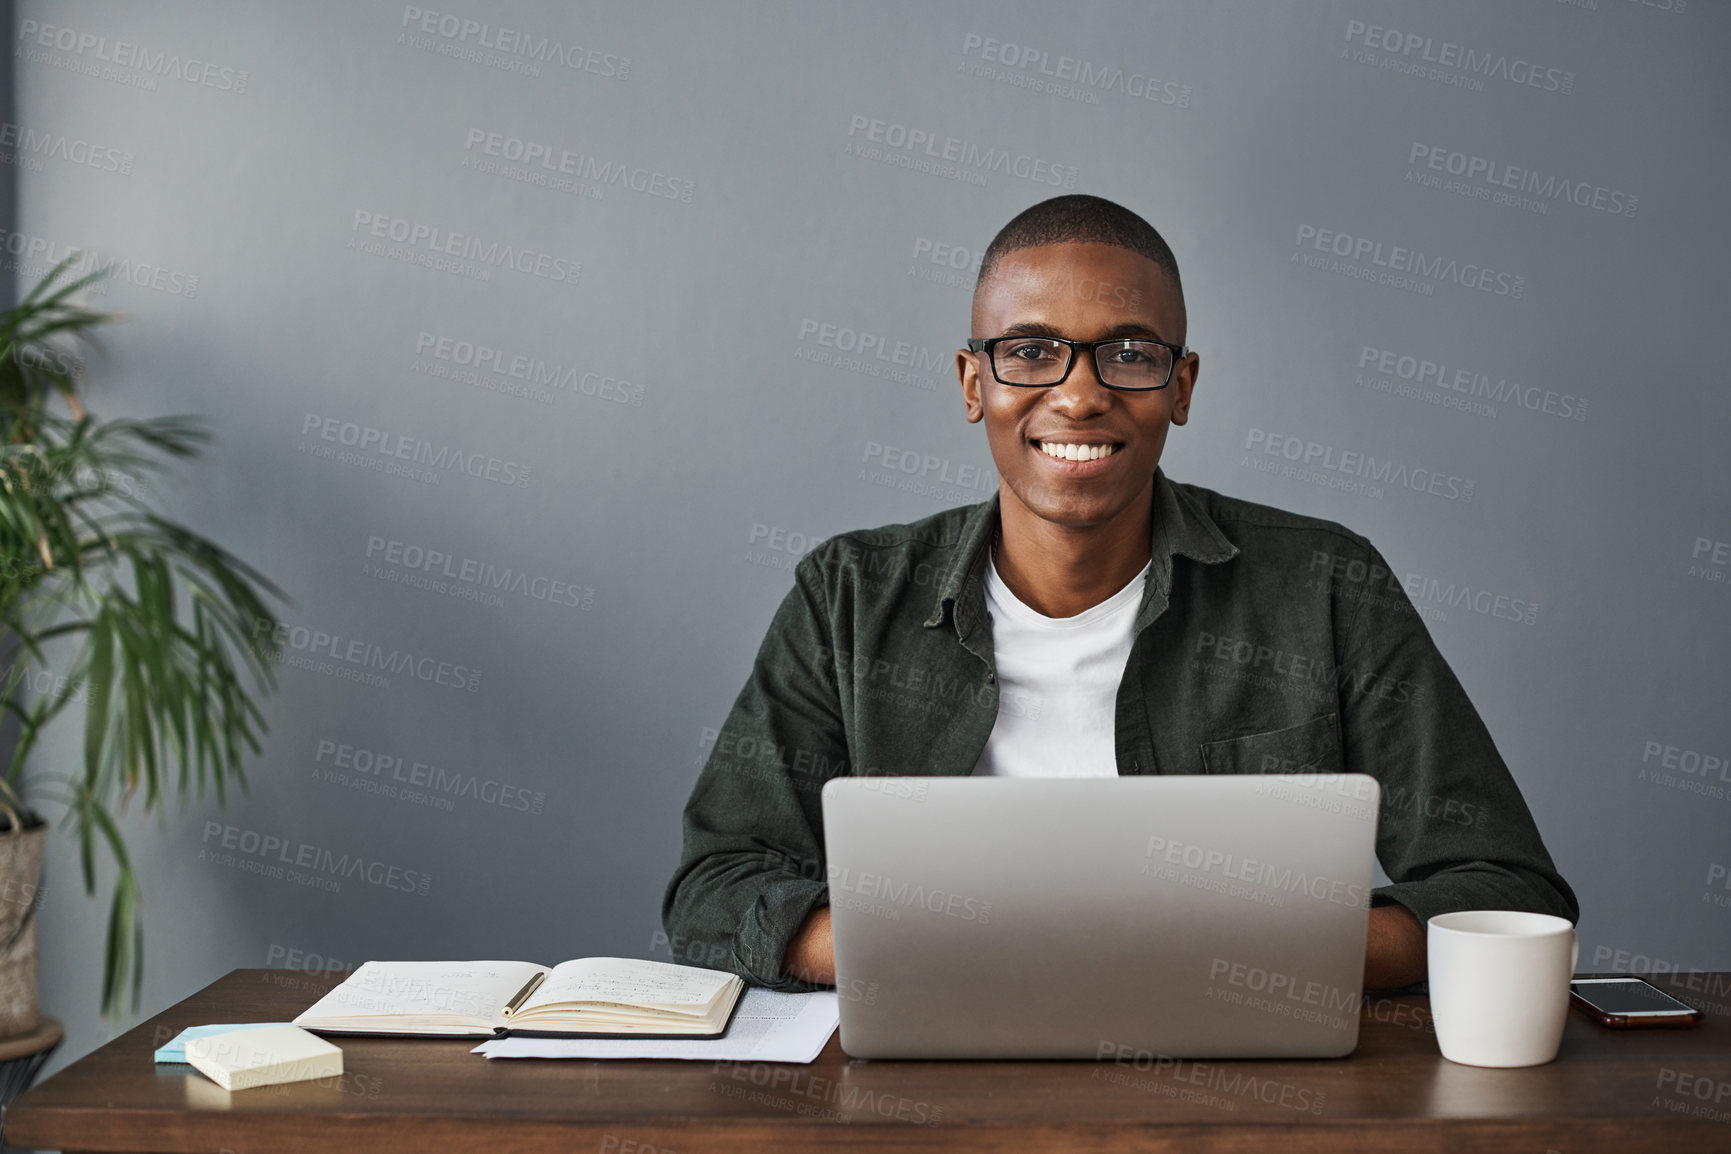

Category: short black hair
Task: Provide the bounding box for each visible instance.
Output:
[976,193,1184,313]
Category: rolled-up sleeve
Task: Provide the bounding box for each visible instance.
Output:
[662,555,849,990]
[1336,543,1579,928]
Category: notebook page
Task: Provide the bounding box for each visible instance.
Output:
[522,957,734,1015]
[297,960,544,1024]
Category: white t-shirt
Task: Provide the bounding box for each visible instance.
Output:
[969,551,1150,778]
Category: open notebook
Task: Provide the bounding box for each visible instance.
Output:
[292,958,744,1039]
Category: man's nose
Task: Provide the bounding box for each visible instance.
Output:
[1046,350,1112,416]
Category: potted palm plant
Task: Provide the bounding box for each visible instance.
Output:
[0,256,282,1027]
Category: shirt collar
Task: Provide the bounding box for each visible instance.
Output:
[924,467,1240,631]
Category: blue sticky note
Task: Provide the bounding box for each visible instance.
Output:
[155,1022,292,1064]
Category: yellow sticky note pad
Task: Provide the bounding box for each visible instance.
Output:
[184,1023,343,1091]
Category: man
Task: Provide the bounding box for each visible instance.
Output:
[663,194,1576,993]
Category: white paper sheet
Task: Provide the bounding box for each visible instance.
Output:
[472,988,838,1063]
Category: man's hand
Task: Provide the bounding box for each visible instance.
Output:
[782,906,835,985]
[1364,903,1426,989]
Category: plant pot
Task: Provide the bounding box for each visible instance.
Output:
[0,808,45,1039]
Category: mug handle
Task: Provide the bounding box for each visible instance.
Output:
[1570,931,1579,975]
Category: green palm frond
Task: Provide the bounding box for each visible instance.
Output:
[1,255,284,1016]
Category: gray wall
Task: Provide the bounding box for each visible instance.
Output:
[11,0,1727,1069]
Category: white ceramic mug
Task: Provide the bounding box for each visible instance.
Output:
[1427,910,1578,1068]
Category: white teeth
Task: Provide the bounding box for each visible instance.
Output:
[1038,442,1117,462]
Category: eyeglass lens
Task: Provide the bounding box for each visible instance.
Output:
[993,338,1172,389]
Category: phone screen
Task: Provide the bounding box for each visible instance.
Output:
[1572,978,1697,1016]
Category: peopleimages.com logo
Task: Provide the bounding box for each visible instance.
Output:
[0,120,134,174]
[845,114,1078,189]
[397,6,629,79]
[253,616,482,693]
[462,127,693,202]
[1342,19,1574,95]
[1243,428,1475,503]
[16,18,250,93]
[1293,224,1525,298]
[299,412,532,488]
[348,209,580,285]
[0,228,199,297]
[1406,142,1636,218]
[1356,345,1586,422]
[200,822,432,897]
[957,33,1192,108]
[365,534,594,611]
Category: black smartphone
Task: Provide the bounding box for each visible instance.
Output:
[1569,977,1703,1028]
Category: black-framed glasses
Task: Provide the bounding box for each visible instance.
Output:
[966,335,1188,391]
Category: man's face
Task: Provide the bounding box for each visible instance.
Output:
[958,241,1198,531]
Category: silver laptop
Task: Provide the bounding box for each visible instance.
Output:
[821,774,1380,1059]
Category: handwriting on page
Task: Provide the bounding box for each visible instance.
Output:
[317,961,539,1017]
[548,958,731,1007]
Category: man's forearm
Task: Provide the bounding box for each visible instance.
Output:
[1364,903,1426,989]
[782,906,835,985]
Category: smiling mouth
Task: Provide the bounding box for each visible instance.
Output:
[1034,440,1121,462]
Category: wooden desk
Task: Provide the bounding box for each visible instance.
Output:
[6,969,1730,1152]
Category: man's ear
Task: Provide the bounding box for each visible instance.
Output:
[1169,351,1199,426]
[958,349,985,423]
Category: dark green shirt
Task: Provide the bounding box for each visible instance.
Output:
[663,470,1577,989]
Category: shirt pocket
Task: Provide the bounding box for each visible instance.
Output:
[1198,713,1344,776]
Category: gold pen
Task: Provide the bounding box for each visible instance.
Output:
[503,971,547,1018]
